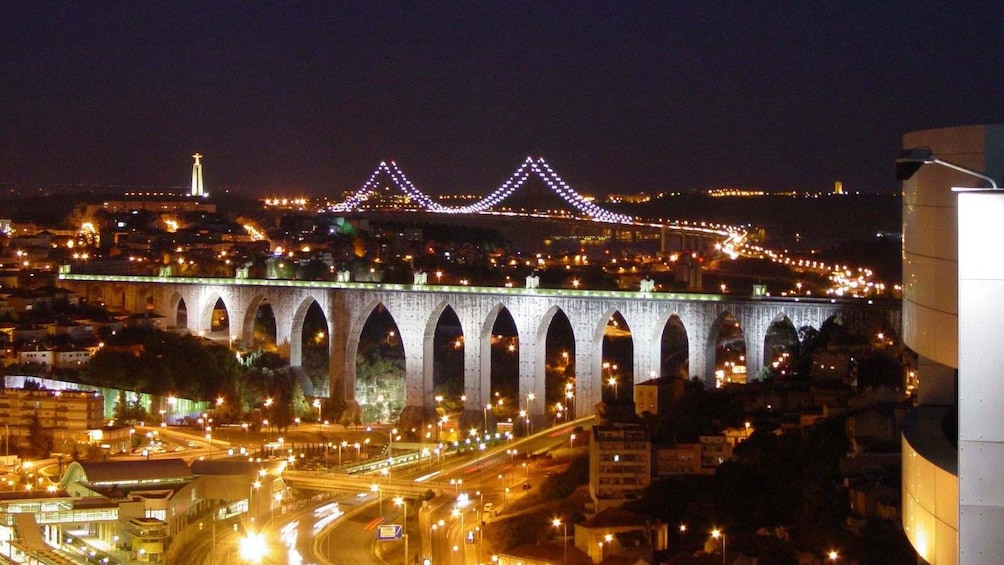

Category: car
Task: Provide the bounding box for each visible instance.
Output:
[483,502,494,513]
[172,446,186,452]
[521,483,532,490]
[187,440,201,448]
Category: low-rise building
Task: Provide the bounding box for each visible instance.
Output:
[127,517,168,562]
[0,388,105,448]
[496,542,592,565]
[13,343,95,370]
[123,312,167,331]
[49,320,94,341]
[653,444,702,476]
[49,458,287,563]
[699,436,733,469]
[633,377,680,417]
[0,489,119,562]
[574,507,668,563]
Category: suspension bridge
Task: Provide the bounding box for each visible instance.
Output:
[326,156,746,258]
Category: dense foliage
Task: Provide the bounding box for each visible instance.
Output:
[80,328,242,400]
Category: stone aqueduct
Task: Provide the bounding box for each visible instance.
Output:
[59,273,900,420]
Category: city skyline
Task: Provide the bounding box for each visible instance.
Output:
[2,2,1002,196]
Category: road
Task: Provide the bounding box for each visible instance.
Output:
[308,417,587,565]
[171,416,587,565]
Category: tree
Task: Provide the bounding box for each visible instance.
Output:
[82,328,243,402]
[86,443,107,461]
[27,412,52,458]
[1,363,48,378]
[291,379,311,420]
[539,454,590,500]
[114,391,149,424]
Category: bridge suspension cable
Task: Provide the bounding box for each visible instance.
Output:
[331,157,634,223]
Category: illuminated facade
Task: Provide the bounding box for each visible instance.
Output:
[0,388,105,446]
[900,124,1004,564]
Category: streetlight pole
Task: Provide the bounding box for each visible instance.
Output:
[526,392,535,434]
[264,397,273,441]
[249,480,261,523]
[601,533,613,560]
[394,496,408,565]
[712,529,726,565]
[897,146,999,189]
[552,518,567,564]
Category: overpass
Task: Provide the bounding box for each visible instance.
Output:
[58,269,899,422]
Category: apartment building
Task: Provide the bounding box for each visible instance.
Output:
[589,423,651,511]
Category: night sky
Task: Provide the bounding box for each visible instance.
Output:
[2,2,1002,196]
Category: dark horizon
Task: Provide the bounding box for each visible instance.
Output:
[3,2,1002,197]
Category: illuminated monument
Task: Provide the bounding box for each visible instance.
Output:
[191,153,205,197]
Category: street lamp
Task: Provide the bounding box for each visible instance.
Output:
[238,530,268,563]
[828,549,839,562]
[711,529,726,565]
[166,395,176,425]
[393,496,409,565]
[897,146,999,189]
[552,517,567,564]
[372,483,382,516]
[263,397,273,439]
[599,533,613,560]
[603,362,619,401]
[525,392,535,435]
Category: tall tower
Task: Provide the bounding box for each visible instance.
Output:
[191,153,205,197]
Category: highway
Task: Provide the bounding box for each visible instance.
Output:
[168,416,587,565]
[291,417,589,565]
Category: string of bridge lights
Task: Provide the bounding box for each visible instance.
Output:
[331,157,634,224]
